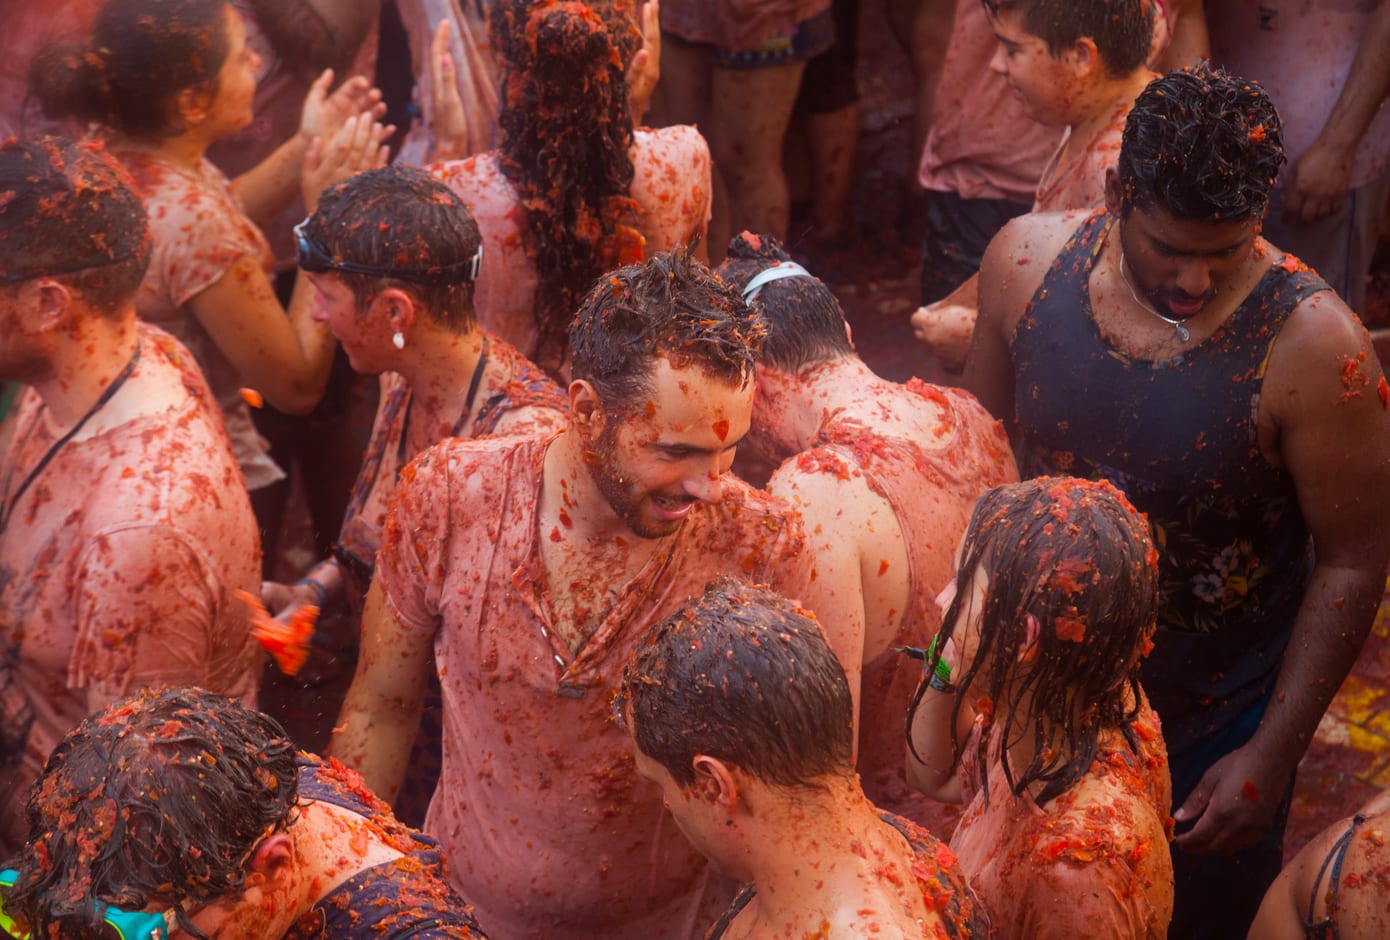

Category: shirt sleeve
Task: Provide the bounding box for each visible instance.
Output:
[68,524,220,697]
[376,444,455,635]
[145,172,272,309]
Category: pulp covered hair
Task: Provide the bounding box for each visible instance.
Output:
[491,0,642,370]
[982,0,1154,76]
[0,136,150,312]
[908,477,1159,807]
[570,247,765,413]
[715,232,853,371]
[618,577,854,787]
[305,165,483,331]
[6,688,299,940]
[1118,64,1285,223]
[30,0,231,140]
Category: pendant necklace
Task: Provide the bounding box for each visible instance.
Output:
[1120,252,1191,343]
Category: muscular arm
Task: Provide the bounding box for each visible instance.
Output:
[1175,297,1390,854]
[1282,0,1390,224]
[244,0,382,75]
[329,577,434,803]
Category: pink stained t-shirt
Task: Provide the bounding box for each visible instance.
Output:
[949,702,1174,940]
[790,383,1017,834]
[0,325,261,849]
[1032,97,1134,213]
[116,149,285,491]
[376,432,814,940]
[918,0,1062,203]
[431,125,712,357]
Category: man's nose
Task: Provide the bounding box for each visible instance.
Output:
[682,462,725,505]
[1175,259,1213,299]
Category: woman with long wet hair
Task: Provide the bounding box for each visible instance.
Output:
[432,0,711,377]
[906,476,1175,939]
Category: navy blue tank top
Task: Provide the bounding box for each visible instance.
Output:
[1012,212,1328,753]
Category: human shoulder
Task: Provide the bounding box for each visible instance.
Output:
[979,209,1096,336]
[634,124,711,169]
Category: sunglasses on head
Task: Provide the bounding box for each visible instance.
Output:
[294,220,483,285]
[1,869,177,940]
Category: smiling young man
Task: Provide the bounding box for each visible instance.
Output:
[330,249,818,940]
[964,65,1390,939]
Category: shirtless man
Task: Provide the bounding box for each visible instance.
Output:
[2,688,485,939]
[1248,789,1390,940]
[964,66,1390,938]
[0,138,260,851]
[618,578,989,940]
[913,0,1159,367]
[330,249,819,940]
[718,232,1016,832]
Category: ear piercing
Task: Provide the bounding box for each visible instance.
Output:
[392,332,406,350]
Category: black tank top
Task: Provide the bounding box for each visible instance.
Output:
[1012,212,1329,753]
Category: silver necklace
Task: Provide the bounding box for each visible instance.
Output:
[1119,252,1191,343]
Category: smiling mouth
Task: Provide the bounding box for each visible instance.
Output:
[650,493,697,520]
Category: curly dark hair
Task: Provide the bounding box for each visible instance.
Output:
[1118,64,1285,223]
[0,136,151,313]
[30,0,231,140]
[907,477,1159,807]
[618,577,854,788]
[305,164,484,332]
[492,0,642,370]
[715,232,853,371]
[569,247,766,415]
[982,0,1154,76]
[5,688,299,940]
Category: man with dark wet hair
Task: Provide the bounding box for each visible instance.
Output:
[331,249,822,940]
[0,137,260,853]
[618,577,989,940]
[718,231,1016,833]
[965,65,1390,938]
[2,687,486,938]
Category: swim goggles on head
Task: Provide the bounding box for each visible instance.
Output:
[294,219,483,284]
[0,869,178,940]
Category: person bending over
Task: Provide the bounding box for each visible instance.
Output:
[717,232,1017,833]
[907,477,1174,939]
[1,687,484,939]
[618,577,989,940]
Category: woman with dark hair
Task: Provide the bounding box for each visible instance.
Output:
[906,476,1175,939]
[30,0,387,509]
[431,0,711,376]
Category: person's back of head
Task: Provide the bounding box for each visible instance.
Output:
[0,136,150,315]
[569,247,766,417]
[715,233,853,373]
[301,164,484,332]
[490,0,641,367]
[1118,64,1285,223]
[921,476,1159,806]
[619,577,854,789]
[30,0,231,141]
[982,0,1154,78]
[5,687,298,939]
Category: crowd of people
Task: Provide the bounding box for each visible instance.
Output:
[1,1,1389,939]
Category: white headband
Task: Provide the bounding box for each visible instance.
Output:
[741,260,814,301]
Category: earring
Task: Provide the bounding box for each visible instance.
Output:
[392,332,406,350]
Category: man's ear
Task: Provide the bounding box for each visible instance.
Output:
[569,379,602,427]
[1068,36,1100,80]
[691,754,739,812]
[245,832,295,881]
[1104,167,1124,218]
[25,279,73,333]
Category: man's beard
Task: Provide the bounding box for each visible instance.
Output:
[588,425,687,540]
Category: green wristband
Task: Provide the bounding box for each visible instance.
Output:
[925,636,954,691]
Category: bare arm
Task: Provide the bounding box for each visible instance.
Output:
[1174,299,1390,855]
[962,227,1023,422]
[187,260,334,414]
[1282,0,1390,224]
[768,466,867,747]
[329,577,434,803]
[244,0,382,75]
